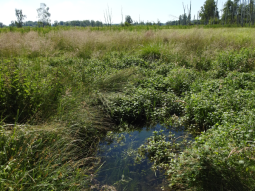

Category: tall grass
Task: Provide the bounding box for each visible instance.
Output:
[0,56,116,190]
[1,28,255,61]
[0,124,99,190]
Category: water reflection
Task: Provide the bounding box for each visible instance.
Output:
[94,124,188,191]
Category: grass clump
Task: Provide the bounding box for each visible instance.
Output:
[0,124,99,190]
[0,56,112,190]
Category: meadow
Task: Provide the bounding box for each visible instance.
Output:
[1,26,255,190]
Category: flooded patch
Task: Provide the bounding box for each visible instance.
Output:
[93,124,189,191]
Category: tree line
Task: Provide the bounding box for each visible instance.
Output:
[12,20,103,27]
[0,3,103,28]
[167,0,255,26]
[1,0,255,28]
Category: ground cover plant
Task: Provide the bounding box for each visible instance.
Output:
[1,27,255,190]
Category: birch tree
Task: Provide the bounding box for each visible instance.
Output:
[37,3,51,27]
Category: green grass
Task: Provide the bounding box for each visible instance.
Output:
[0,125,92,191]
[1,27,255,190]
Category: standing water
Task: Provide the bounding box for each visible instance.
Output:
[93,124,190,191]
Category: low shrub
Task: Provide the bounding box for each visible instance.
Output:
[137,68,198,96]
[164,68,198,96]
[166,110,255,190]
[140,44,161,61]
[182,72,255,131]
[138,70,255,190]
[214,48,255,77]
[105,88,182,125]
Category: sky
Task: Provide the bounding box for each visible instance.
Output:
[0,0,227,25]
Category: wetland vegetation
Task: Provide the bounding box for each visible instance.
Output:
[1,26,255,190]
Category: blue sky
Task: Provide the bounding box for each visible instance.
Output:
[0,0,226,25]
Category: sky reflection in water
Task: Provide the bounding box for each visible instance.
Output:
[95,124,188,191]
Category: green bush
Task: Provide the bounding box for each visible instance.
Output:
[181,72,255,131]
[214,48,255,77]
[138,70,255,190]
[140,44,161,61]
[0,60,64,123]
[165,110,255,190]
[193,56,212,71]
[137,130,191,171]
[107,88,182,125]
[164,68,198,96]
[137,68,198,96]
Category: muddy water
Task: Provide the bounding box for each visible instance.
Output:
[95,124,189,191]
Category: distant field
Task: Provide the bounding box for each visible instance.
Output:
[1,27,255,59]
[1,27,255,190]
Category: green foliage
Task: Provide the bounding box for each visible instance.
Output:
[0,59,64,123]
[139,69,255,190]
[137,130,191,171]
[125,15,133,25]
[0,126,94,190]
[106,88,181,125]
[140,44,161,61]
[193,56,212,71]
[77,45,93,59]
[199,0,219,22]
[137,68,198,96]
[164,111,255,190]
[214,48,255,77]
[1,28,255,190]
[103,54,147,70]
[15,9,26,28]
[124,22,131,27]
[164,68,198,96]
[183,71,255,131]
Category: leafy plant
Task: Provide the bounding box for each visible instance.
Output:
[104,88,181,125]
[140,44,161,61]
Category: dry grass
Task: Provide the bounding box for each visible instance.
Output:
[1,28,255,59]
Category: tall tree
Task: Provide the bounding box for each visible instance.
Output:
[250,0,255,25]
[24,21,38,27]
[125,15,133,24]
[91,20,96,27]
[53,20,58,27]
[15,9,26,28]
[0,22,3,28]
[222,0,240,24]
[199,0,219,23]
[37,3,51,27]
